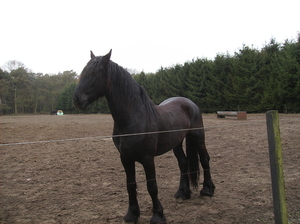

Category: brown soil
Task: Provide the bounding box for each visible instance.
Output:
[0,114,299,223]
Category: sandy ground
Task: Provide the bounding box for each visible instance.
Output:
[0,113,299,223]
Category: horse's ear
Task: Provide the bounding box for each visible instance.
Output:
[102,49,112,65]
[90,51,96,59]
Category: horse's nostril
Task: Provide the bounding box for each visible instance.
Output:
[73,95,79,105]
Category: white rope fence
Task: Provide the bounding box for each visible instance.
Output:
[0,121,267,146]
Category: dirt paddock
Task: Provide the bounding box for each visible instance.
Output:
[0,113,299,223]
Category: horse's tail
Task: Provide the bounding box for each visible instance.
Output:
[186,133,200,189]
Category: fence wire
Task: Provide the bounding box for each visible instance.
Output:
[0,120,268,146]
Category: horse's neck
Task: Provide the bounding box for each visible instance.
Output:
[105,64,153,128]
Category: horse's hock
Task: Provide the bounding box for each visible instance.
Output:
[217,111,247,120]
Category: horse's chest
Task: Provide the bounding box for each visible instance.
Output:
[113,135,150,157]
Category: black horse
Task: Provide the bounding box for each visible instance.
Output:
[73,50,215,224]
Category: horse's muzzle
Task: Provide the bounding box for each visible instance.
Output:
[73,94,88,110]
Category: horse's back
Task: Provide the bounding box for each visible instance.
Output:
[158,97,202,124]
[159,96,192,106]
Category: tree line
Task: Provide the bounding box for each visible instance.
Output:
[134,37,300,113]
[1,36,299,115]
[0,65,77,115]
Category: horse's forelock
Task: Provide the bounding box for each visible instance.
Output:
[78,57,103,82]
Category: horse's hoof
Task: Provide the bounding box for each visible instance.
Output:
[122,220,136,224]
[150,214,166,224]
[123,215,138,224]
[123,210,140,224]
[174,188,191,200]
[200,181,215,197]
[200,187,214,197]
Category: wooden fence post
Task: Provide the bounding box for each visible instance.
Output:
[266,110,288,224]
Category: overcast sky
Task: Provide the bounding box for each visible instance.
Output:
[1,0,299,75]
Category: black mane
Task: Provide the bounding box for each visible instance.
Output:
[106,60,158,117]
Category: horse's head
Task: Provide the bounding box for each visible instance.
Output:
[73,50,112,110]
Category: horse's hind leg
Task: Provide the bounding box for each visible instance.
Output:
[173,141,191,199]
[197,130,215,197]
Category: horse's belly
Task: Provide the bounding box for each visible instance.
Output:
[156,132,188,156]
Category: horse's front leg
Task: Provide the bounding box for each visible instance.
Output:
[141,156,166,224]
[121,155,140,223]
